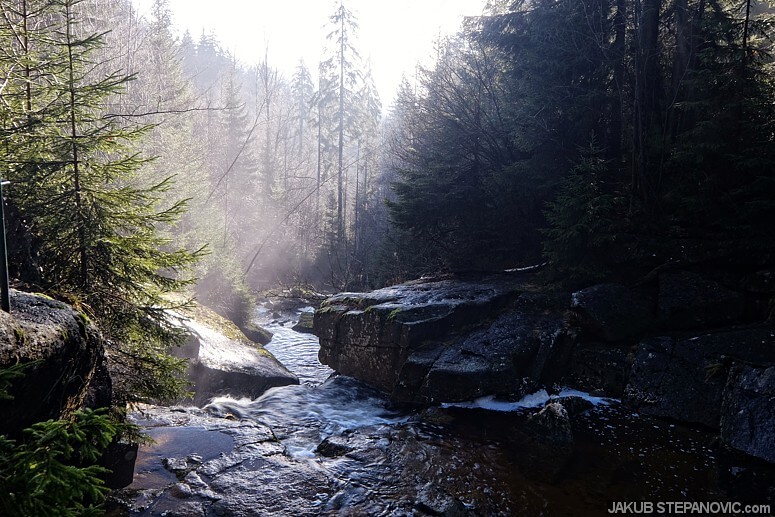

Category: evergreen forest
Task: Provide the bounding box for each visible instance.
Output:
[0,0,774,512]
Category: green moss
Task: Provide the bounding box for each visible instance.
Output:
[12,327,26,346]
[387,308,403,321]
[76,311,91,326]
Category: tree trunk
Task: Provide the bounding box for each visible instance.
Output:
[634,0,663,211]
[337,9,345,243]
[65,0,88,286]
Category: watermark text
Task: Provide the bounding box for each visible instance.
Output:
[608,501,771,514]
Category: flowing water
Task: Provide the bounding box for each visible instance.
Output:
[121,308,775,516]
[262,312,334,386]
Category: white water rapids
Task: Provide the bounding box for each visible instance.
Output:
[203,309,408,459]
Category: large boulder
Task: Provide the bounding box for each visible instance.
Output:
[624,326,774,429]
[721,364,775,463]
[314,275,575,403]
[657,271,746,330]
[570,283,655,342]
[0,290,103,436]
[315,276,524,395]
[171,310,298,406]
[398,293,574,403]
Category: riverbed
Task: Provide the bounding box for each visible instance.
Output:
[112,309,775,516]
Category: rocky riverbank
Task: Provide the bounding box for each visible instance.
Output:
[313,269,775,465]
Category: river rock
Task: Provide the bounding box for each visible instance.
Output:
[565,342,631,397]
[291,311,315,334]
[624,326,774,428]
[116,406,331,516]
[238,321,273,345]
[316,434,354,458]
[0,290,102,436]
[402,293,574,403]
[314,276,575,403]
[525,402,574,446]
[551,395,595,417]
[510,402,575,482]
[721,365,775,463]
[657,271,745,330]
[171,313,298,406]
[570,283,655,342]
[415,482,468,516]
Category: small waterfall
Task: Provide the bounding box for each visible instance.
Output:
[204,307,408,459]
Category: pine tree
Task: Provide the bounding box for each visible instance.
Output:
[0,0,199,404]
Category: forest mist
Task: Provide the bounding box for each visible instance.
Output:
[4,0,775,323]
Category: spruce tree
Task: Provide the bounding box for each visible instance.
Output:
[0,0,200,404]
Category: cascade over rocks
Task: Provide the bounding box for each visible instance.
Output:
[0,290,103,436]
[314,271,775,463]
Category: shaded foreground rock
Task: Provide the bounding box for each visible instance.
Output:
[657,271,746,330]
[0,290,102,436]
[721,365,775,463]
[624,326,774,429]
[571,283,655,342]
[170,309,298,406]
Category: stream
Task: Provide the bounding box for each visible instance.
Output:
[114,308,775,516]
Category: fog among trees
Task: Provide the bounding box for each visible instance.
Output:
[3,0,775,321]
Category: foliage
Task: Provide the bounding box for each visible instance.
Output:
[0,364,137,517]
[0,0,200,404]
[0,408,119,516]
[383,0,775,283]
[543,144,628,283]
[195,259,255,328]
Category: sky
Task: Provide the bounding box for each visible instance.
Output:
[130,0,488,106]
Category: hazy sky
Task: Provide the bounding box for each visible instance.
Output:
[131,0,488,105]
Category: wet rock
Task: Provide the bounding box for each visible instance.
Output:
[291,311,315,334]
[565,342,631,397]
[551,395,595,417]
[116,406,330,516]
[100,441,139,489]
[721,365,775,463]
[314,276,576,404]
[657,271,745,330]
[415,482,468,516]
[571,283,655,342]
[525,402,574,446]
[171,314,298,406]
[511,402,575,482]
[0,290,103,436]
[624,326,774,428]
[316,435,354,457]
